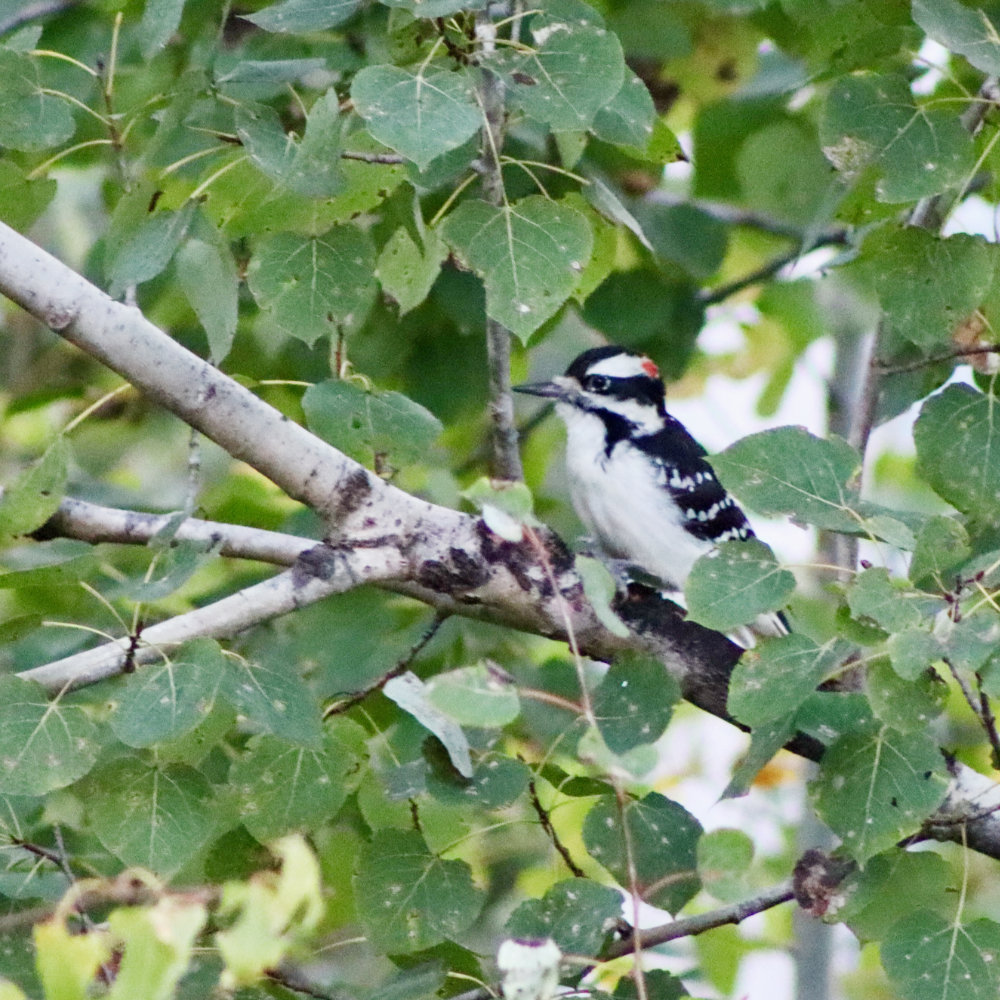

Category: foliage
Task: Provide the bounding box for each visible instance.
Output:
[2,1,1000,999]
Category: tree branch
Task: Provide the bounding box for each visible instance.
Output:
[5,221,1000,864]
[475,12,523,482]
[602,881,795,959]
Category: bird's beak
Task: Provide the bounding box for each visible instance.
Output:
[512,375,573,400]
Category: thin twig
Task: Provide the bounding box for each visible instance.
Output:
[602,881,795,960]
[475,9,523,482]
[977,674,1000,769]
[528,776,586,878]
[872,342,1000,375]
[322,613,447,717]
[339,150,405,164]
[699,228,851,306]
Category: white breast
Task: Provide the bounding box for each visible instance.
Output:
[557,404,711,590]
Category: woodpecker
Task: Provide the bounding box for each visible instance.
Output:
[514,344,787,643]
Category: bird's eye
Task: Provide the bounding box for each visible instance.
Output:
[584,374,611,393]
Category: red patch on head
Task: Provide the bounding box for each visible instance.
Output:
[640,356,660,379]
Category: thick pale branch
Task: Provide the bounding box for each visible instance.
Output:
[5,223,1000,864]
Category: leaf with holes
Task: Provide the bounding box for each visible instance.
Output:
[821,72,974,202]
[591,67,657,150]
[247,227,377,345]
[110,639,226,748]
[220,655,322,748]
[685,538,795,633]
[80,759,215,874]
[499,19,625,132]
[711,427,864,533]
[592,652,679,753]
[235,91,342,198]
[353,829,484,953]
[351,65,481,170]
[863,228,996,352]
[303,379,442,466]
[810,727,948,863]
[583,793,701,913]
[729,634,847,729]
[847,567,922,633]
[376,224,448,316]
[231,720,366,841]
[915,384,1000,523]
[0,678,100,795]
[441,196,592,341]
[505,879,622,955]
[882,910,1000,1000]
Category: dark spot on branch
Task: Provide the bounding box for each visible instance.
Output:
[330,468,372,523]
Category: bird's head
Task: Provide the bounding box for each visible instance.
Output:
[514,345,666,433]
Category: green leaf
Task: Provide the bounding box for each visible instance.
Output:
[710,427,863,533]
[441,195,593,341]
[882,911,1000,1000]
[383,671,472,777]
[887,629,942,681]
[107,204,197,298]
[0,436,70,541]
[110,638,225,748]
[220,654,323,748]
[235,91,343,197]
[426,752,529,809]
[909,516,971,590]
[353,829,484,953]
[821,73,974,202]
[106,899,206,1000]
[0,49,74,150]
[425,664,520,728]
[499,19,625,131]
[840,850,951,942]
[697,829,753,903]
[0,161,56,232]
[722,714,797,799]
[351,65,481,170]
[576,555,629,638]
[810,727,948,863]
[583,793,702,912]
[0,678,100,795]
[120,535,221,602]
[175,235,238,363]
[866,659,946,733]
[728,634,846,728]
[247,227,377,345]
[915,384,1000,522]
[35,920,111,1000]
[376,224,448,315]
[865,228,996,351]
[913,0,1000,76]
[244,0,362,31]
[231,720,366,841]
[592,652,679,753]
[505,879,622,954]
[303,379,442,465]
[685,538,795,633]
[81,759,215,874]
[139,0,187,57]
[591,66,657,150]
[847,567,922,633]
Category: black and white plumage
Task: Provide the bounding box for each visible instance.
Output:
[515,345,786,643]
